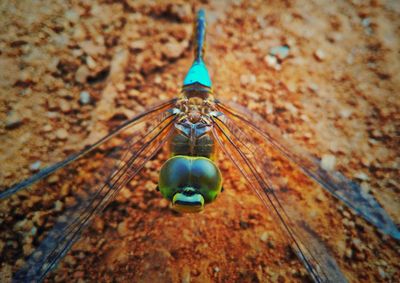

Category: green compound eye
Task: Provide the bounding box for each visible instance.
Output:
[158,156,222,213]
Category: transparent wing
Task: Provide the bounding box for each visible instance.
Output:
[211,109,347,283]
[6,104,177,282]
[0,99,177,200]
[215,100,400,240]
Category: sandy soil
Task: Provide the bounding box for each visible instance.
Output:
[0,0,399,282]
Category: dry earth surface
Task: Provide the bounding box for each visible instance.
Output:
[0,0,399,282]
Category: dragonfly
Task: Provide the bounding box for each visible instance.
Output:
[1,9,399,283]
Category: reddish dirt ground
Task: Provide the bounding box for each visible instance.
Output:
[0,1,399,282]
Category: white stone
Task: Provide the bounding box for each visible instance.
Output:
[321,154,336,171]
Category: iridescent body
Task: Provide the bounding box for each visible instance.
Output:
[158,10,220,212]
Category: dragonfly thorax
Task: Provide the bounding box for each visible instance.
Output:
[170,116,215,159]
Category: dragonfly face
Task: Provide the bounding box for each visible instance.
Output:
[158,156,222,213]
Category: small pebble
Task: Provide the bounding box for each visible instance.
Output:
[93,217,104,232]
[65,10,79,23]
[116,83,125,91]
[308,83,319,92]
[43,124,53,132]
[260,82,272,91]
[79,40,106,56]
[339,108,352,118]
[158,198,169,209]
[321,154,336,171]
[371,129,382,138]
[314,49,326,61]
[0,263,12,281]
[5,111,22,129]
[86,56,97,69]
[343,211,351,219]
[284,102,298,115]
[379,260,388,267]
[23,243,33,256]
[351,238,362,250]
[161,40,185,59]
[72,47,84,57]
[240,74,256,86]
[269,45,290,60]
[79,91,91,104]
[29,161,41,171]
[57,89,70,98]
[315,192,326,202]
[360,182,371,195]
[345,248,353,258]
[378,267,387,279]
[342,218,355,228]
[75,65,90,83]
[64,255,77,266]
[48,175,59,184]
[55,128,68,140]
[29,226,37,236]
[20,88,32,96]
[264,54,281,70]
[54,200,63,212]
[181,268,191,283]
[354,172,369,181]
[117,220,129,237]
[266,104,273,115]
[361,18,371,28]
[154,75,162,84]
[130,40,147,51]
[355,251,366,261]
[59,100,71,113]
[260,232,270,242]
[361,18,373,35]
[170,2,192,21]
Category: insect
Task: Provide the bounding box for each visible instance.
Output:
[1,8,399,283]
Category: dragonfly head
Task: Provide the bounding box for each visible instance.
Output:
[158,156,222,213]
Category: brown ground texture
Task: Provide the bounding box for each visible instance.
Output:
[0,0,399,282]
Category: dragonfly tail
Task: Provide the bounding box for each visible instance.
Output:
[194,9,206,62]
[182,9,212,88]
